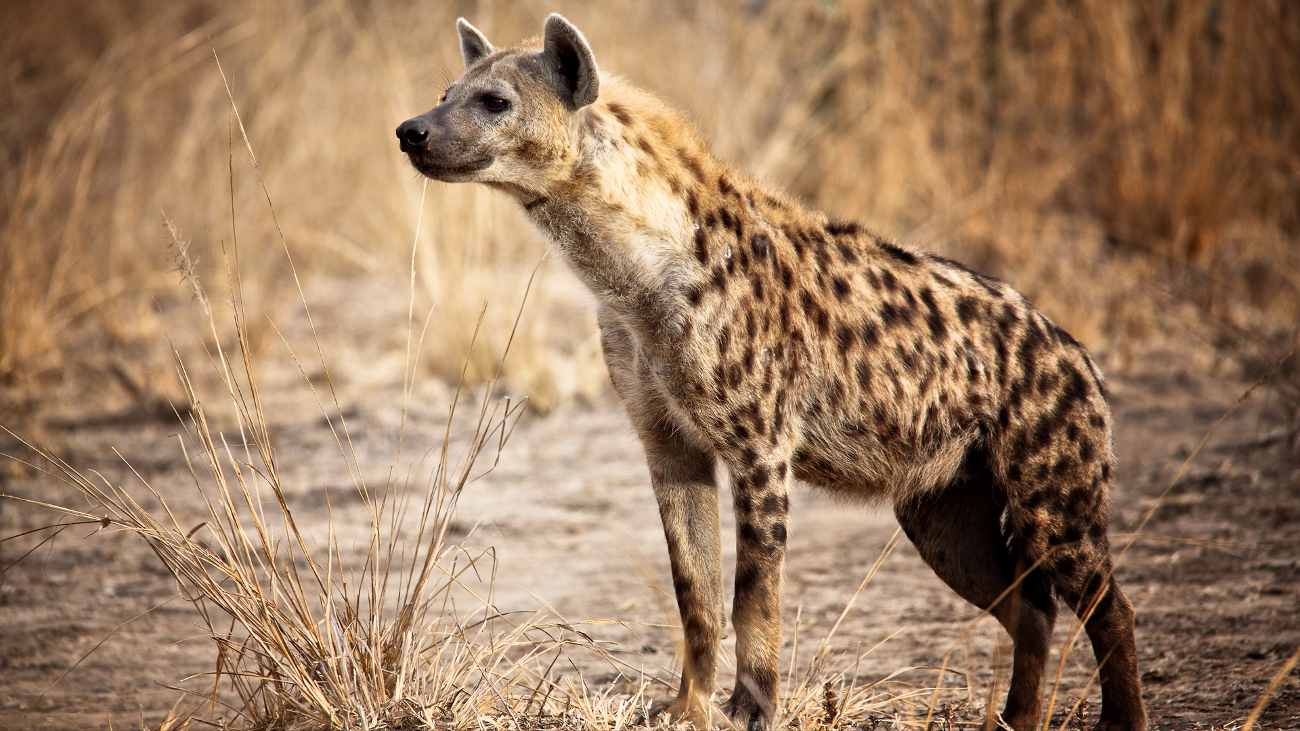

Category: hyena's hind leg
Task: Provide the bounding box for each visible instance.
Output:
[894,452,1058,731]
[1000,473,1146,722]
[1033,511,1145,731]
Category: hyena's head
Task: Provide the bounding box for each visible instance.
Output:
[396,14,598,196]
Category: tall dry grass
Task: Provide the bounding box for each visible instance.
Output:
[2,0,1298,411]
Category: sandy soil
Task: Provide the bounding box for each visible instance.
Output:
[2,285,1298,731]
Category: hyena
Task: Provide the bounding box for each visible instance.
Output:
[396,14,1146,731]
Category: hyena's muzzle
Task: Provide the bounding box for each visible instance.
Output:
[395,109,493,181]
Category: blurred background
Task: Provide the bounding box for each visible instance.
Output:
[2,0,1298,421]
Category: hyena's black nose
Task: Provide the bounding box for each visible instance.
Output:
[396,118,430,150]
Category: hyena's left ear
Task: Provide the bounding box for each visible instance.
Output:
[542,14,599,109]
[457,18,494,68]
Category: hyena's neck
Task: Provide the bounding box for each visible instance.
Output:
[522,77,773,332]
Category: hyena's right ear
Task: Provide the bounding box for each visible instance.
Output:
[456,18,494,68]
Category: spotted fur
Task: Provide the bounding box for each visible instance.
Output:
[396,14,1146,731]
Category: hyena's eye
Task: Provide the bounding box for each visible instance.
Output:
[482,95,509,113]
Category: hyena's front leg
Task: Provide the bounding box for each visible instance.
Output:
[725,458,791,730]
[642,423,726,728]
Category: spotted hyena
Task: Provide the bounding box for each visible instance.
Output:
[396,14,1146,731]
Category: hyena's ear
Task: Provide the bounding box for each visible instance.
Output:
[457,18,494,68]
[542,13,599,109]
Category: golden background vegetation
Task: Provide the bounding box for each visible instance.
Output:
[2,0,1297,414]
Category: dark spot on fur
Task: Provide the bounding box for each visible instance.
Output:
[956,296,978,324]
[1007,463,1023,484]
[751,277,765,301]
[1088,520,1107,539]
[862,321,880,347]
[608,103,633,126]
[1030,416,1055,453]
[673,573,693,598]
[680,151,705,181]
[1066,486,1090,513]
[815,245,832,269]
[856,359,872,389]
[751,233,771,259]
[879,240,919,265]
[1062,524,1084,545]
[837,242,858,264]
[880,301,914,329]
[1017,326,1045,377]
[790,232,806,260]
[1053,552,1080,579]
[694,227,709,264]
[973,272,1002,297]
[712,265,727,290]
[827,219,862,235]
[881,269,898,291]
[918,287,947,340]
[1050,321,1081,349]
[837,324,855,352]
[1035,371,1060,395]
[770,522,787,545]
[687,283,705,306]
[735,562,761,596]
[1079,439,1096,464]
[761,493,786,514]
[718,326,731,355]
[832,276,851,301]
[636,136,657,159]
[1053,458,1073,478]
[993,336,1010,388]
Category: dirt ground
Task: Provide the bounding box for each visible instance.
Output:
[1,281,1298,731]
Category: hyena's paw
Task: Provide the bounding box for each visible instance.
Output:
[723,686,775,731]
[643,693,716,729]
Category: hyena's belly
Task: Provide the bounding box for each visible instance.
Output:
[791,419,980,503]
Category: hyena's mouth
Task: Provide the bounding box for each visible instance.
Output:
[407,155,493,179]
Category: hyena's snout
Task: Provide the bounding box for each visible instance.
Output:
[395,117,431,153]
[395,111,493,180]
